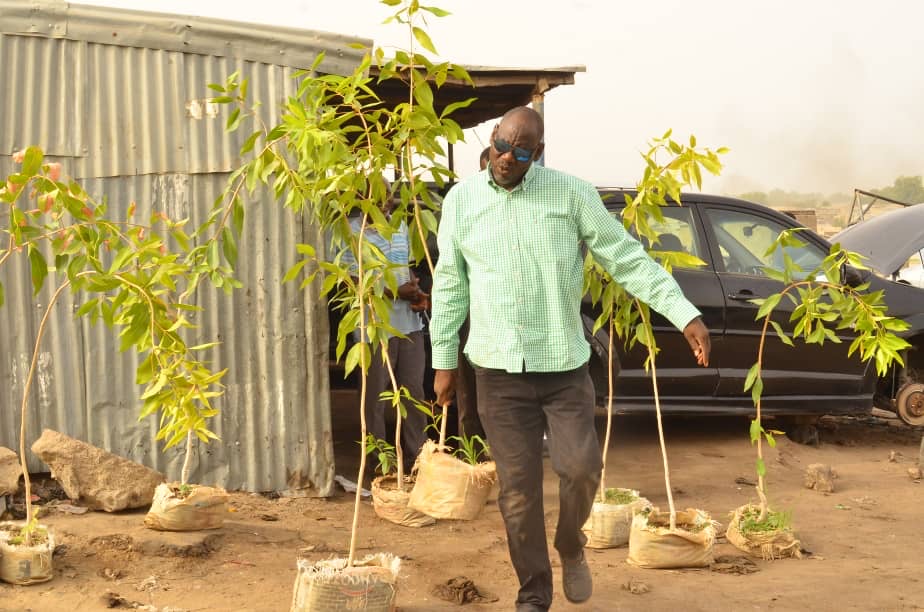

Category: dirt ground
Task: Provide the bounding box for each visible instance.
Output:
[1,408,923,612]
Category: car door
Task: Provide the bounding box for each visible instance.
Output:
[600,202,722,400]
[701,204,868,398]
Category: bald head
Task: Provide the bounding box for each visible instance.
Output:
[489,106,545,190]
[501,107,544,142]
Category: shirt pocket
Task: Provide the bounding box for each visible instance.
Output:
[525,213,577,273]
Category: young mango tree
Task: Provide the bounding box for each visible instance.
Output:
[733,231,910,555]
[0,148,233,551]
[210,0,470,567]
[584,131,726,535]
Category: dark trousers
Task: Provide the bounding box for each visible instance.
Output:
[363,331,429,471]
[456,318,485,439]
[474,364,601,610]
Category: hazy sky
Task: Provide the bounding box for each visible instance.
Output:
[76,0,924,195]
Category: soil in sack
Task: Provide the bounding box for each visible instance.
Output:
[582,488,652,548]
[144,482,229,531]
[627,507,716,569]
[371,475,435,528]
[408,440,496,520]
[291,552,400,612]
[0,521,55,585]
[726,504,802,560]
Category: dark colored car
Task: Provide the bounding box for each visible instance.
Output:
[583,189,924,425]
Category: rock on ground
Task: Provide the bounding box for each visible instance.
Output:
[0,446,22,495]
[31,429,165,512]
[804,463,837,493]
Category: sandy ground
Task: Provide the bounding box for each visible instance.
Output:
[1,409,923,612]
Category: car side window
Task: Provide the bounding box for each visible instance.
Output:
[705,208,826,278]
[611,206,703,268]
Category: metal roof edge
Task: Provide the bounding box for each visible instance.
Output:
[0,0,372,74]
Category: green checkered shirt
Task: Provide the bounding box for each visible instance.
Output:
[430,164,701,373]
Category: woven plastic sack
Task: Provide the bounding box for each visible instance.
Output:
[291,553,400,612]
[627,507,716,569]
[408,441,496,520]
[726,504,802,560]
[582,489,651,548]
[0,522,55,585]
[144,483,229,531]
[371,476,436,528]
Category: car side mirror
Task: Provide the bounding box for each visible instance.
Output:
[842,264,868,288]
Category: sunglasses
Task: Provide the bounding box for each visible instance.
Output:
[492,137,535,163]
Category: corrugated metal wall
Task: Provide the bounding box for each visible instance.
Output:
[0,3,370,494]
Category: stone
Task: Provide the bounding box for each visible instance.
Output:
[908,467,922,481]
[0,446,23,496]
[804,463,837,493]
[31,429,165,512]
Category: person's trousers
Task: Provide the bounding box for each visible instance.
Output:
[363,331,429,471]
[456,318,486,439]
[474,364,601,610]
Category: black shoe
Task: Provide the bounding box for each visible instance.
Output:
[560,549,592,604]
[515,604,548,612]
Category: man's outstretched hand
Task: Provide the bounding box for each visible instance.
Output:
[683,317,711,367]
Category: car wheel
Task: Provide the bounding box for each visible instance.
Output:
[895,382,924,426]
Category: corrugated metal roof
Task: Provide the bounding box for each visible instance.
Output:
[0,2,368,494]
[0,0,369,74]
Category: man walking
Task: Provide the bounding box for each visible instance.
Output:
[429,107,710,611]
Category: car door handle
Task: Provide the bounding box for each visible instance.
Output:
[727,290,758,301]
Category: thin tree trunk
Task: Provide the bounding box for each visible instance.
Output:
[19,281,70,545]
[597,318,616,502]
[638,303,676,531]
[348,218,371,567]
[379,346,405,488]
[181,431,194,486]
[438,403,449,450]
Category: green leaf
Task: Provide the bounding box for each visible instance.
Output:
[765,431,777,448]
[221,227,238,267]
[22,146,44,176]
[439,97,477,119]
[28,247,48,295]
[344,342,364,376]
[282,259,307,284]
[750,376,764,407]
[75,298,100,318]
[240,131,260,155]
[749,418,761,443]
[208,240,220,269]
[769,320,794,346]
[295,243,316,257]
[420,5,451,17]
[756,293,782,320]
[744,363,760,392]
[412,26,438,54]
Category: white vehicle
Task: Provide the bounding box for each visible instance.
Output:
[898,262,924,288]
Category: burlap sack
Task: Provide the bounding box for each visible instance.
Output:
[627,507,716,569]
[0,522,55,585]
[407,441,496,520]
[582,489,651,549]
[371,476,436,528]
[144,482,229,531]
[291,553,400,612]
[726,504,802,560]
